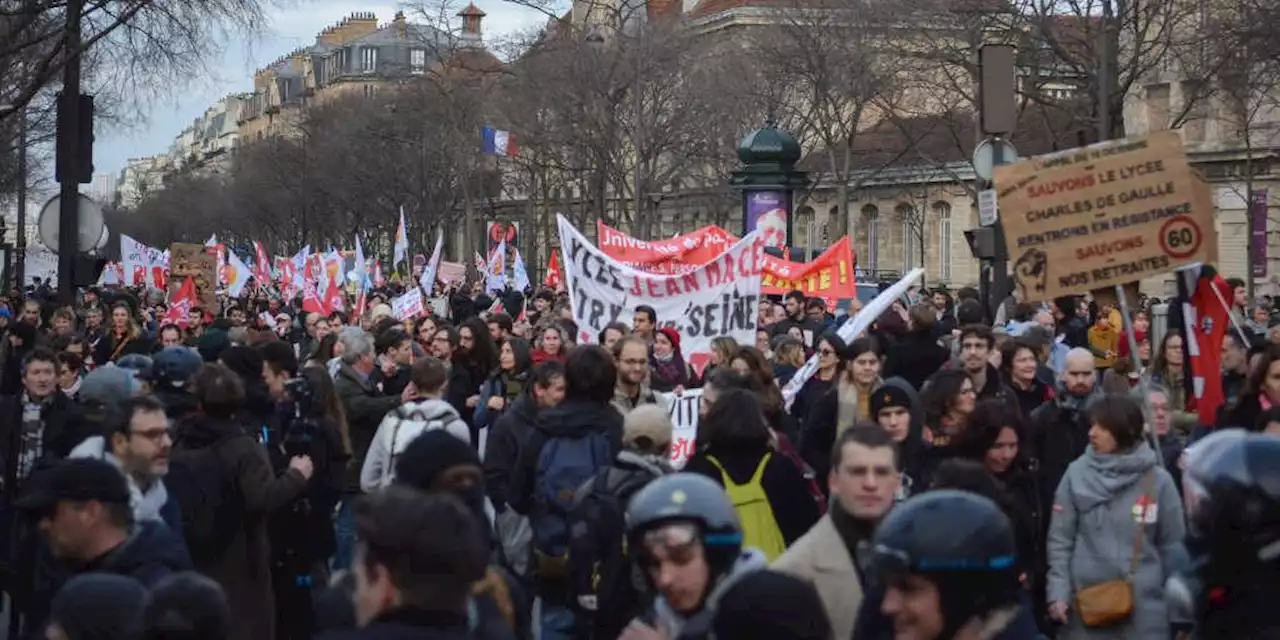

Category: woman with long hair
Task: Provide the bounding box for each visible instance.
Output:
[1224,343,1280,431]
[791,332,845,427]
[703,336,739,381]
[96,302,152,364]
[802,337,883,478]
[474,337,534,447]
[771,336,806,386]
[729,346,795,439]
[306,333,339,370]
[684,388,821,560]
[920,368,977,447]
[648,327,698,392]
[951,399,1046,623]
[1142,330,1198,441]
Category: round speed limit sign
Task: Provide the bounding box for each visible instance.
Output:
[1159,216,1203,260]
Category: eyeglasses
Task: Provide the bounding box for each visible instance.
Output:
[130,427,172,443]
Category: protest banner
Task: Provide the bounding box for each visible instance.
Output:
[993,131,1216,302]
[168,243,218,311]
[597,220,856,302]
[659,390,700,468]
[392,287,425,320]
[760,237,856,299]
[596,220,737,273]
[560,214,763,375]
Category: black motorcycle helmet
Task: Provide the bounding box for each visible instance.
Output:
[152,347,202,391]
[626,473,743,580]
[871,490,1020,639]
[1182,432,1280,582]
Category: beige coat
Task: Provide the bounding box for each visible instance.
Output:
[772,514,863,640]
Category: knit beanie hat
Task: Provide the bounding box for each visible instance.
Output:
[711,569,832,640]
[394,429,482,492]
[50,573,148,640]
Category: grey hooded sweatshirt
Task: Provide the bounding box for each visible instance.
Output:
[1046,442,1186,639]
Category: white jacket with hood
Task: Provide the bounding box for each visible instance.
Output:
[360,397,471,492]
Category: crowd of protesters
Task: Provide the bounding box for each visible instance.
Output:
[0,271,1279,640]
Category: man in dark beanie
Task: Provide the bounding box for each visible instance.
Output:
[47,573,149,640]
[711,570,832,640]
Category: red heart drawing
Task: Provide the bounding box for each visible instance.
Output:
[688,352,712,377]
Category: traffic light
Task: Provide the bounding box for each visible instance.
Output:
[55,92,94,184]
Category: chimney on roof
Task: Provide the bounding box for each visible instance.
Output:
[457,3,485,45]
[393,10,407,37]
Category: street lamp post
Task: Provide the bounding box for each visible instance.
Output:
[729,120,810,258]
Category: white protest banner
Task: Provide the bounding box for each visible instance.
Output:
[659,390,701,468]
[392,287,425,320]
[781,268,924,407]
[558,213,763,375]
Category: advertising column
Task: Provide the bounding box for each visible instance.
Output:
[745,191,789,249]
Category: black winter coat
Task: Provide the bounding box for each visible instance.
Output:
[884,331,951,393]
[173,416,310,640]
[333,364,400,492]
[484,394,538,511]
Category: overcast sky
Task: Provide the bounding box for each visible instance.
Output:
[94,0,550,177]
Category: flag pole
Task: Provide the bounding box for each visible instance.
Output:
[1115,283,1161,454]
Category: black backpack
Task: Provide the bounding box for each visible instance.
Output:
[567,464,663,638]
[166,436,245,564]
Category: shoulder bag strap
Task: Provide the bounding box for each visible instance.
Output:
[1126,469,1157,580]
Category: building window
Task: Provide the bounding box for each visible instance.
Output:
[861,204,878,271]
[362,47,378,73]
[410,49,426,75]
[934,201,952,281]
[897,203,919,270]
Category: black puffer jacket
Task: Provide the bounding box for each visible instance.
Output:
[484,394,539,511]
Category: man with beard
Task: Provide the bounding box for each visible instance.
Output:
[1220,331,1251,410]
[612,336,663,415]
[775,426,901,639]
[1028,348,1099,517]
[69,395,185,540]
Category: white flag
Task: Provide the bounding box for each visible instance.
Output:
[486,239,506,294]
[513,248,530,291]
[226,251,253,298]
[420,230,443,294]
[394,207,409,268]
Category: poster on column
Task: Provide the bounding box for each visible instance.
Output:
[745,191,789,248]
[558,214,763,376]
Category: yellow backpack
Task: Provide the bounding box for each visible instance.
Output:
[705,453,787,561]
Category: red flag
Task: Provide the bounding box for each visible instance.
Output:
[164,276,197,328]
[544,251,563,291]
[253,242,272,286]
[353,288,368,324]
[302,277,325,315]
[1181,266,1231,426]
[323,274,344,315]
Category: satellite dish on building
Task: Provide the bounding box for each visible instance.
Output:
[37,194,105,253]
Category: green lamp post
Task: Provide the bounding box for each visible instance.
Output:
[729,120,810,256]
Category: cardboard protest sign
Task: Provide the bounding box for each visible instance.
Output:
[560,214,762,376]
[168,243,218,311]
[994,131,1216,302]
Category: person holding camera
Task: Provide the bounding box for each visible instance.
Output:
[260,341,351,640]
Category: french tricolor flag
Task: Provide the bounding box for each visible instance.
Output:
[482,126,518,157]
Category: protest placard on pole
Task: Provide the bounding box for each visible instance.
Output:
[993,131,1216,302]
[658,390,700,468]
[559,214,763,375]
[391,287,425,320]
[168,242,218,311]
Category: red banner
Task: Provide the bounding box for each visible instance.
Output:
[595,221,856,300]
